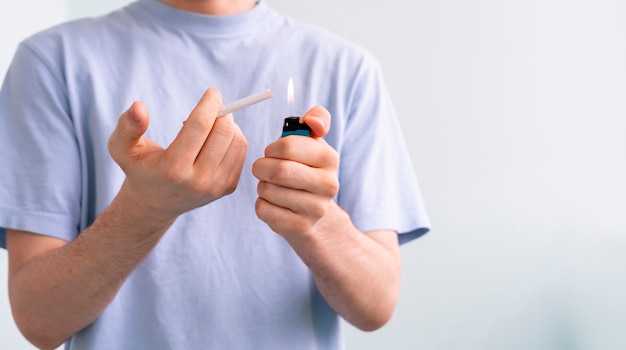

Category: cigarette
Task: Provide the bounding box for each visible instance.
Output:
[218,89,273,117]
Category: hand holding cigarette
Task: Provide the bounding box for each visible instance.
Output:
[108,87,255,221]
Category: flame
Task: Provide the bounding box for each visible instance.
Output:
[287,78,294,104]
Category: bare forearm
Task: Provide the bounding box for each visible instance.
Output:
[283,202,401,331]
[9,189,175,349]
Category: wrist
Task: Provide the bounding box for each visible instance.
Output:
[96,181,178,241]
[115,180,180,226]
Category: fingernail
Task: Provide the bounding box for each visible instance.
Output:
[318,118,326,130]
[303,115,325,130]
[206,87,221,98]
[129,102,141,123]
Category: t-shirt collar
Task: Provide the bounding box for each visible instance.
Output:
[135,0,271,35]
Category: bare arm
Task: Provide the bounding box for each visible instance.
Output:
[7,198,174,350]
[284,208,401,331]
[7,88,248,349]
[253,106,402,330]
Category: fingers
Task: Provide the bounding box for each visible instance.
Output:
[255,183,337,237]
[212,119,248,179]
[166,88,222,164]
[108,101,151,167]
[255,197,314,236]
[194,114,240,172]
[195,114,248,193]
[257,181,330,220]
[300,105,331,138]
[252,157,339,198]
[264,135,339,169]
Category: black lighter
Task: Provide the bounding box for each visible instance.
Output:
[281,116,311,137]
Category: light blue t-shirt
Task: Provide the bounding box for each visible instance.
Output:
[0,0,430,348]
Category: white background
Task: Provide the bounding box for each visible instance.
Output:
[1,0,625,349]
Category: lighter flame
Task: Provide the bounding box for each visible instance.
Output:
[287,78,294,104]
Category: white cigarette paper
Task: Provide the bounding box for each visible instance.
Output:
[218,89,273,117]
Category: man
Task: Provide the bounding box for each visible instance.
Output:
[0,0,430,348]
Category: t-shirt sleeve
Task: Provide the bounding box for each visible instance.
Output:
[0,41,82,248]
[336,54,430,245]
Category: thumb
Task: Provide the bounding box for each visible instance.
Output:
[301,105,331,138]
[108,101,150,164]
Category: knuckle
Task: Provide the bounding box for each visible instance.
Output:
[187,115,213,133]
[327,149,340,167]
[224,181,238,195]
[161,164,187,183]
[324,178,340,197]
[315,171,339,198]
[107,140,119,162]
[251,159,263,179]
[256,181,267,197]
[107,137,115,155]
[107,133,124,159]
[319,147,339,169]
[233,134,248,151]
[271,161,293,182]
[308,202,328,221]
[215,118,246,145]
[282,138,298,157]
[204,185,221,199]
[255,199,272,223]
[273,137,297,158]
[292,216,314,234]
[205,178,238,198]
[190,177,210,194]
[213,119,236,138]
[254,198,264,215]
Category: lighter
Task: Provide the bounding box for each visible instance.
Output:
[281,116,311,137]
